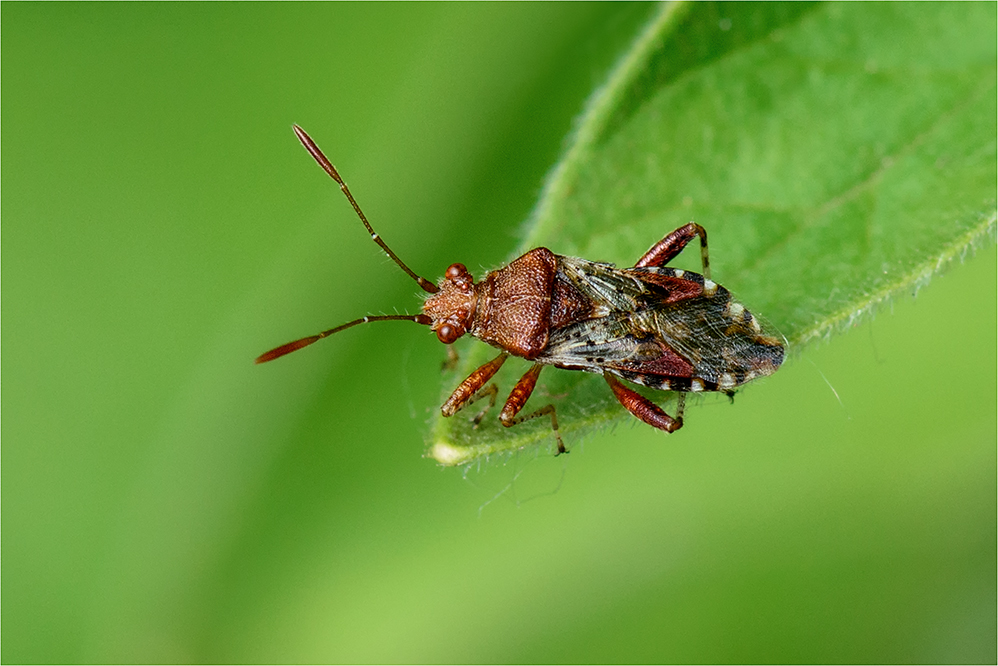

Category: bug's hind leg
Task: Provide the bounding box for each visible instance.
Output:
[500,364,566,455]
[604,373,684,433]
[634,222,710,279]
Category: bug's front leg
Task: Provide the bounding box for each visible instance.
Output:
[500,364,566,455]
[634,222,710,279]
[604,373,684,433]
[441,344,460,372]
[441,353,508,424]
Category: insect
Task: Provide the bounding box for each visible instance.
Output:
[257,125,785,454]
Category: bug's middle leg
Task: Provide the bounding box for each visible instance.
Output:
[634,222,710,279]
[604,372,684,433]
[500,364,566,455]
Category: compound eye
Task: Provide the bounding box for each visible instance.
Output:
[436,323,460,344]
[446,263,467,280]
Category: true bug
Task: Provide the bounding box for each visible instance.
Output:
[257,125,784,454]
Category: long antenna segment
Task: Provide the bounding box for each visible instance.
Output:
[255,314,432,364]
[292,124,439,294]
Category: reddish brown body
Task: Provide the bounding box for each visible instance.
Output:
[423,248,591,359]
[257,126,784,456]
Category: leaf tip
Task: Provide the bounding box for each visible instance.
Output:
[427,440,475,467]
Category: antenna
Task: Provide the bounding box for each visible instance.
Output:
[256,314,432,364]
[255,127,440,364]
[292,124,439,294]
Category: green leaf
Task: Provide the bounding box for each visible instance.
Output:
[429,1,997,466]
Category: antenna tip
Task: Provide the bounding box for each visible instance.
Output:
[292,124,311,144]
[255,335,321,364]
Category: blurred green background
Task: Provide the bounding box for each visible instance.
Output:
[3,3,995,663]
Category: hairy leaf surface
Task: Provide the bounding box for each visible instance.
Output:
[430,1,997,465]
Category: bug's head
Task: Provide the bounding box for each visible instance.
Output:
[422,262,478,344]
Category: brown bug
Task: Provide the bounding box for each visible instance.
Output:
[257,125,785,454]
